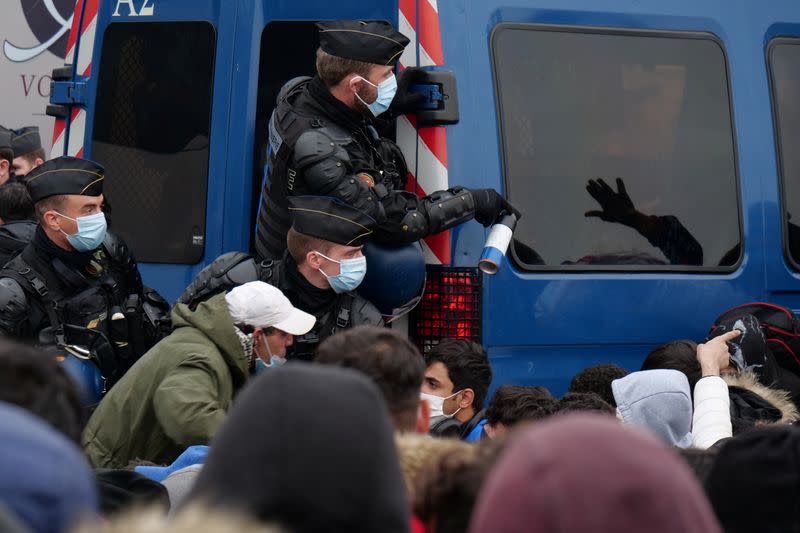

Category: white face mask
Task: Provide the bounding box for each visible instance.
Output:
[421,390,462,428]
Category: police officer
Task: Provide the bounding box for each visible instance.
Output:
[0,129,14,186]
[0,156,170,387]
[10,126,45,180]
[256,19,518,259]
[180,196,382,360]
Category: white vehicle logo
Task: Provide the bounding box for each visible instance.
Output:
[3,0,73,63]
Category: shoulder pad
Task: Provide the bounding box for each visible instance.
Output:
[178,252,259,306]
[102,231,133,263]
[0,277,29,315]
[351,295,384,327]
[294,127,352,170]
[277,76,312,104]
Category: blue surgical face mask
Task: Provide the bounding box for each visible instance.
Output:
[354,73,397,117]
[56,211,107,252]
[315,251,367,294]
[253,331,287,374]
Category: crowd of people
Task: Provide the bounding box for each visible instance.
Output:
[2,316,800,533]
[2,17,800,533]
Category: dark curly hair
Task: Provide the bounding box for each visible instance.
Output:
[556,392,615,416]
[486,385,556,428]
[569,364,629,407]
[0,340,85,443]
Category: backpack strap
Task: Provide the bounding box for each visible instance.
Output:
[3,261,65,345]
[332,294,354,334]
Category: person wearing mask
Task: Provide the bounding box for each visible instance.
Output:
[255,19,517,260]
[0,157,170,390]
[316,325,428,433]
[10,126,45,180]
[421,339,492,441]
[0,182,36,265]
[82,281,315,468]
[186,364,409,533]
[179,196,383,360]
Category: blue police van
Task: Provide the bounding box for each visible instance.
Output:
[48,0,800,395]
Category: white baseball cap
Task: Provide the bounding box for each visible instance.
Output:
[224,281,316,335]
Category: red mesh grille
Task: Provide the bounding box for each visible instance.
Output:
[410,267,482,354]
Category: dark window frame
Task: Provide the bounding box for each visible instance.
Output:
[767,37,800,271]
[89,20,217,264]
[490,23,744,273]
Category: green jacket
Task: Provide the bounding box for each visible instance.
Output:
[82,293,250,468]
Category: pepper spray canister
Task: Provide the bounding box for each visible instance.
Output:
[479,213,517,275]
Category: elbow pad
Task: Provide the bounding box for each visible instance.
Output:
[423,187,476,234]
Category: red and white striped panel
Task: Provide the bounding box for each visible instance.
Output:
[52,0,99,159]
[398,0,451,265]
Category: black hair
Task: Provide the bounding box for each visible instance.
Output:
[0,182,34,221]
[556,392,615,416]
[677,446,719,486]
[0,340,85,443]
[569,363,630,407]
[641,340,701,390]
[425,339,493,411]
[315,326,425,430]
[485,385,556,427]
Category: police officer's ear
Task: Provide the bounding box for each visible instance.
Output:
[41,210,62,232]
[306,250,325,270]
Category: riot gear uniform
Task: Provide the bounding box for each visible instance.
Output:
[0,219,36,266]
[179,251,382,360]
[0,229,170,386]
[256,75,481,259]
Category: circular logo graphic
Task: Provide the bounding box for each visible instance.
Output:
[5,0,76,62]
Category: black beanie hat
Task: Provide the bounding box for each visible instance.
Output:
[187,364,409,533]
[706,425,800,533]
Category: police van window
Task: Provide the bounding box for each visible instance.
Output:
[491,26,741,270]
[91,22,215,264]
[769,39,800,269]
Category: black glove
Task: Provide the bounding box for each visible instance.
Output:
[470,188,519,226]
[388,67,428,116]
[584,177,638,227]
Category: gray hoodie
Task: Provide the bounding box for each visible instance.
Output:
[612,369,693,448]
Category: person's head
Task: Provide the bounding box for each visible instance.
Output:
[0,339,85,443]
[569,363,629,407]
[287,196,375,293]
[315,20,409,117]
[187,365,408,532]
[468,414,722,533]
[611,369,693,448]
[26,156,107,252]
[484,386,556,439]
[706,425,800,533]
[316,326,427,432]
[0,401,98,533]
[414,439,507,533]
[677,446,719,486]
[556,392,615,416]
[224,281,315,367]
[0,182,34,224]
[394,433,472,502]
[10,126,44,179]
[641,340,701,390]
[422,339,493,425]
[0,128,13,185]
